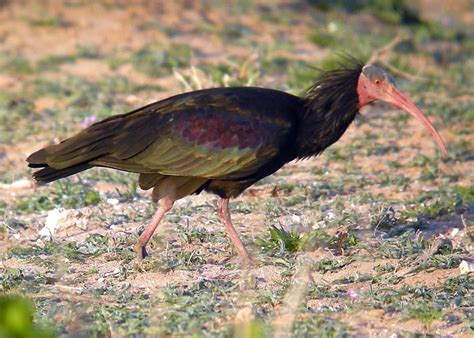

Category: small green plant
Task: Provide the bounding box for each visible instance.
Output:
[15,182,101,213]
[37,54,76,71]
[314,257,352,273]
[0,295,55,338]
[293,316,349,337]
[1,56,35,74]
[260,225,301,253]
[298,228,331,251]
[377,230,426,259]
[308,31,336,48]
[456,185,474,212]
[406,303,443,325]
[29,13,66,27]
[0,269,25,291]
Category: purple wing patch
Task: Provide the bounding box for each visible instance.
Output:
[173,111,275,150]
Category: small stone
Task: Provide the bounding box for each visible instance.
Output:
[459,260,474,274]
[38,208,90,239]
[39,208,64,239]
[104,267,121,277]
[328,21,338,33]
[0,178,33,190]
[107,198,119,205]
[449,228,460,238]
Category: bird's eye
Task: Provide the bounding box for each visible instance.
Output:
[375,79,380,85]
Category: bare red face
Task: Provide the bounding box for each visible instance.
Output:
[357,64,448,156]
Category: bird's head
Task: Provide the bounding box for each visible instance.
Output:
[357,64,448,156]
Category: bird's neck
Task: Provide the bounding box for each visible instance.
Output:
[295,64,362,158]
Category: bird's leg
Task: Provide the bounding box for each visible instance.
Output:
[217,198,253,267]
[135,197,174,259]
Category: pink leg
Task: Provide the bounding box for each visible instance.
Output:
[135,197,174,259]
[217,198,253,267]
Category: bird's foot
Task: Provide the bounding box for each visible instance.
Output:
[134,243,148,260]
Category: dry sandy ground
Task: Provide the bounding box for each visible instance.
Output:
[0,1,473,337]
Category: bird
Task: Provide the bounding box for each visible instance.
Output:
[27,60,448,267]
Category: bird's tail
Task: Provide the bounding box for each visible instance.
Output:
[27,102,164,183]
[27,159,93,183]
[26,116,124,183]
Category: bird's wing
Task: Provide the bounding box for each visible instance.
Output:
[91,89,296,180]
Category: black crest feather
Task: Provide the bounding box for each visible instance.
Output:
[304,58,363,115]
[296,58,363,158]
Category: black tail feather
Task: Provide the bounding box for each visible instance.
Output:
[31,163,93,183]
[28,162,47,168]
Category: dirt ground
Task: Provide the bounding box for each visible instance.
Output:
[0,1,473,337]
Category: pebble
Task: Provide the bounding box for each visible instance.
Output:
[0,178,33,190]
[106,198,119,205]
[459,260,474,274]
[38,208,90,239]
[449,228,459,238]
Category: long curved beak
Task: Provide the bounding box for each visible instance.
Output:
[385,86,448,157]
